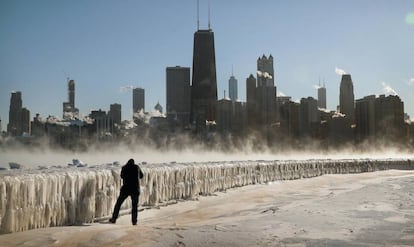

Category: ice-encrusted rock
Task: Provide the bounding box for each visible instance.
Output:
[0,158,412,234]
[9,163,23,170]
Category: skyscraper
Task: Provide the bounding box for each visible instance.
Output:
[300,96,319,136]
[355,95,376,140]
[63,79,79,119]
[317,84,327,109]
[69,79,75,108]
[21,108,30,135]
[374,94,404,138]
[133,87,145,113]
[191,27,218,130]
[166,66,191,126]
[216,98,232,132]
[229,74,238,102]
[7,91,22,136]
[355,94,404,140]
[246,74,257,128]
[256,54,277,126]
[257,54,274,87]
[7,91,30,136]
[108,103,122,125]
[339,74,355,124]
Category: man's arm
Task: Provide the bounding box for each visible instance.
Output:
[120,166,125,179]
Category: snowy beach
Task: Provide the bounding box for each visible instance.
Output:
[1,169,414,246]
[1,158,412,234]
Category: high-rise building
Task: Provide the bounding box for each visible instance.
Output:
[317,84,327,109]
[375,94,404,138]
[355,94,404,140]
[166,66,191,126]
[256,54,277,126]
[229,74,238,102]
[8,91,22,134]
[63,79,79,119]
[339,74,355,124]
[355,95,376,140]
[7,91,30,136]
[257,54,274,87]
[246,74,257,128]
[7,91,23,136]
[191,28,218,130]
[108,103,122,125]
[89,109,113,139]
[21,108,30,135]
[217,98,232,132]
[31,113,45,137]
[279,101,301,138]
[133,87,145,113]
[69,79,75,108]
[233,101,247,134]
[300,97,319,136]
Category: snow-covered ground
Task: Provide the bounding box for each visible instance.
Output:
[1,169,413,246]
[1,158,413,234]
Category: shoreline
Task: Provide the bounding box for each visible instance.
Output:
[1,158,413,234]
[1,170,413,246]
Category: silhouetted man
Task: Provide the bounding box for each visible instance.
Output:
[110,158,144,225]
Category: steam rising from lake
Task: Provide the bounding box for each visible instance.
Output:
[1,144,413,169]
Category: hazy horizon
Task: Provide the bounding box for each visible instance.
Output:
[1,139,413,170]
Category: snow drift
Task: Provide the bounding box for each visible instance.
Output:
[0,158,412,234]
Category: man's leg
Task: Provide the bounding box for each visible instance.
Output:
[131,193,139,225]
[110,191,129,223]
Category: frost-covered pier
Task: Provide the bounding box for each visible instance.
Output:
[0,158,412,234]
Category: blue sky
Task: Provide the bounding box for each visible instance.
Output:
[1,0,413,128]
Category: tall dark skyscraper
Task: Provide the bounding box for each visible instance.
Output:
[7,91,30,136]
[69,79,75,108]
[63,79,79,119]
[133,87,145,113]
[355,94,404,140]
[191,27,218,130]
[257,54,275,87]
[256,54,277,126]
[246,74,257,128]
[355,95,376,140]
[108,103,122,125]
[339,74,355,123]
[8,91,22,136]
[166,66,191,127]
[300,96,319,136]
[317,83,327,109]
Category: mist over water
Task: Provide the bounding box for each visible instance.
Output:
[1,141,413,170]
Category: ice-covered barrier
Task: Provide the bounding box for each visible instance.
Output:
[0,158,412,234]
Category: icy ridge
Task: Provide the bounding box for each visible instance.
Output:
[0,159,412,234]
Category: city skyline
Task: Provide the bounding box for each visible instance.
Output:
[1,1,414,127]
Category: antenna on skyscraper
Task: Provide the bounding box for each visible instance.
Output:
[231,65,234,76]
[208,0,211,30]
[197,0,200,30]
[63,69,70,82]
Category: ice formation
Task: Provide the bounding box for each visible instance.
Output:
[0,158,412,234]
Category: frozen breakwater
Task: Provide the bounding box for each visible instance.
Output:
[0,158,412,234]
